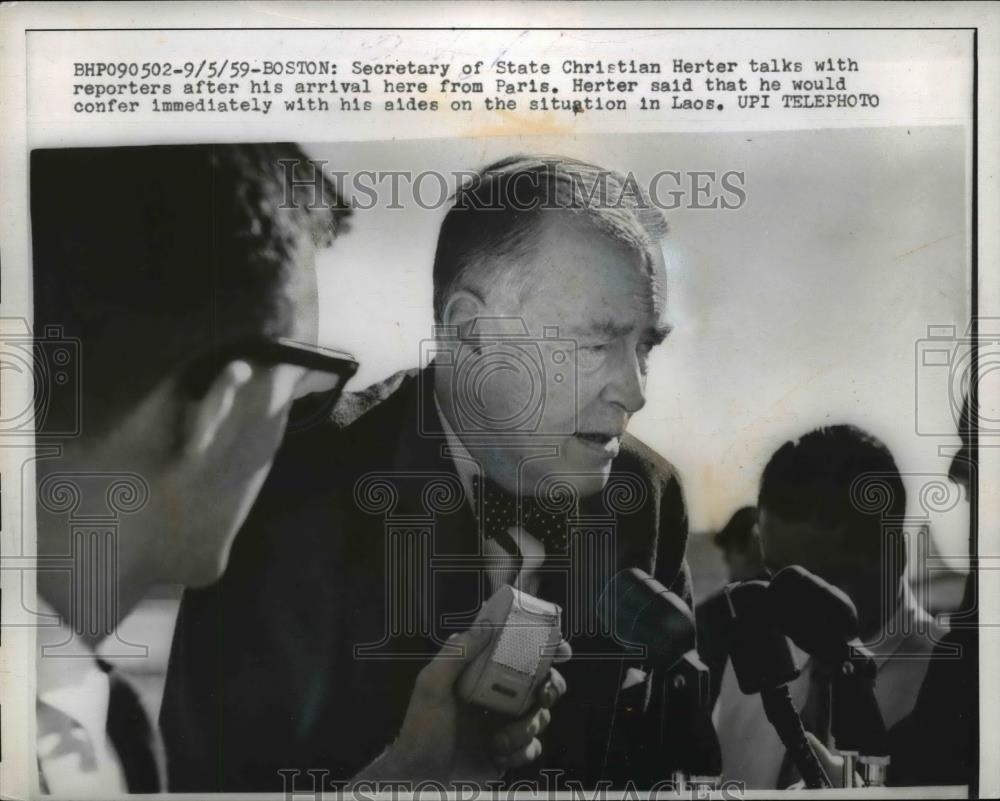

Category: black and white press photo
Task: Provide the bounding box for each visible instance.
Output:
[0,5,996,800]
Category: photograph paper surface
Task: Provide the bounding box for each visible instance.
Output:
[1,4,997,800]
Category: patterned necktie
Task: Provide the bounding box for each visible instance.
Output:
[471,474,574,554]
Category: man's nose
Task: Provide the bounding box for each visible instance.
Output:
[602,348,646,414]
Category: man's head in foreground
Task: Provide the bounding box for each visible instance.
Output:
[757,424,907,639]
[432,155,671,499]
[32,144,352,607]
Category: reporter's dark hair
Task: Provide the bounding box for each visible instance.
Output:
[759,424,906,571]
[31,143,348,439]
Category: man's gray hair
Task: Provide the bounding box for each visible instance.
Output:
[432,154,668,322]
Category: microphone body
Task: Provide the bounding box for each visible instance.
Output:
[457,585,563,716]
[725,580,832,789]
[768,566,890,764]
[599,567,695,666]
[598,568,722,783]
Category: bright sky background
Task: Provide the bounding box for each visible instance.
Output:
[306,128,970,562]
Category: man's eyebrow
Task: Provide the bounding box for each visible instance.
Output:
[647,322,673,345]
[564,320,673,343]
[567,320,634,339]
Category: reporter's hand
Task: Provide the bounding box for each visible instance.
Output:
[803,731,863,788]
[491,652,569,770]
[357,632,570,785]
[390,626,497,783]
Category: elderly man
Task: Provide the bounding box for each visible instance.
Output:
[162,155,691,789]
[31,145,552,796]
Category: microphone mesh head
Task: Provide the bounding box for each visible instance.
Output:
[726,580,799,694]
[493,606,555,675]
[768,565,859,659]
[598,567,695,665]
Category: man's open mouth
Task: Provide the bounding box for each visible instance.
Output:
[575,432,616,446]
[573,432,623,459]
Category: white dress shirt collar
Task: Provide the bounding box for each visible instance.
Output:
[36,597,128,797]
[433,393,480,506]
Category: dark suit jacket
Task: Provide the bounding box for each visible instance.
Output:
[885,573,976,787]
[160,368,692,791]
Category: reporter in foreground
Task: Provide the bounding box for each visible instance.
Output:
[31,144,564,795]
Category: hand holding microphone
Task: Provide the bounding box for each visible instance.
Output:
[457,585,564,717]
[363,586,570,786]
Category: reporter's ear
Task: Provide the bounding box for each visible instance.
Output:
[181,360,254,457]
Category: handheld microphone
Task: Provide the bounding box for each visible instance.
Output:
[768,566,889,785]
[457,585,563,717]
[598,568,722,783]
[725,580,832,789]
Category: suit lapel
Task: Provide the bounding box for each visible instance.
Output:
[387,367,485,646]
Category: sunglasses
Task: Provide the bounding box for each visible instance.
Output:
[182,337,359,400]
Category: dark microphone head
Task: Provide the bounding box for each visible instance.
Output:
[725,580,799,694]
[768,565,860,661]
[597,567,695,666]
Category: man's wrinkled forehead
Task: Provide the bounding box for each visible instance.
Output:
[587,212,670,324]
[545,207,666,283]
[481,208,671,334]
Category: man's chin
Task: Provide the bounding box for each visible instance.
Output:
[182,538,237,589]
[184,560,228,590]
[528,459,613,501]
[569,471,612,500]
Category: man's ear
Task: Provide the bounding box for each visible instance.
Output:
[442,289,485,344]
[181,360,255,458]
